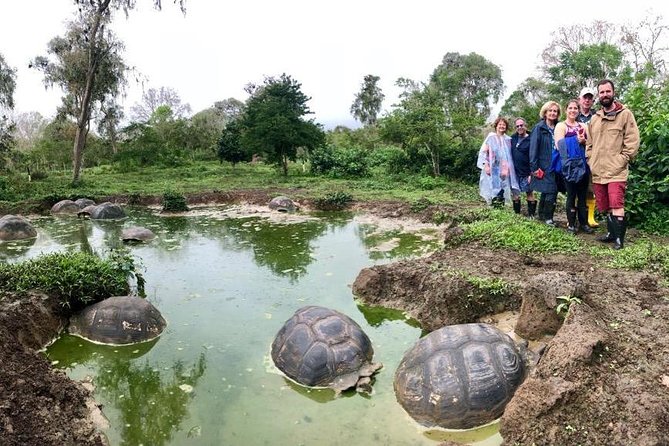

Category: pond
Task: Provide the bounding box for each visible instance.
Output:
[3,206,503,446]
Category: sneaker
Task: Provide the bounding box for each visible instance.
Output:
[567,226,577,234]
[545,219,555,226]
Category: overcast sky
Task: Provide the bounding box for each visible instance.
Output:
[2,0,667,129]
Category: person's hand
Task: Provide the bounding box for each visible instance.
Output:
[577,127,586,144]
[527,175,532,183]
[484,164,491,175]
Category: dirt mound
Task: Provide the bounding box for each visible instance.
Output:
[0,291,107,446]
[353,243,669,445]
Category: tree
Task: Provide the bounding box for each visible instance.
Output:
[546,43,632,102]
[0,53,16,156]
[350,74,385,126]
[216,120,248,166]
[31,0,186,184]
[239,74,325,176]
[13,112,49,152]
[130,86,192,122]
[380,80,448,176]
[500,77,550,127]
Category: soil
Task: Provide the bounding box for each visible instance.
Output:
[1,189,668,446]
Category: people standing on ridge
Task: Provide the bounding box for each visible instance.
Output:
[510,118,536,217]
[577,86,599,228]
[586,79,640,250]
[554,99,593,234]
[529,102,560,225]
[477,117,519,207]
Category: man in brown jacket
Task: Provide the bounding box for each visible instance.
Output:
[585,79,640,250]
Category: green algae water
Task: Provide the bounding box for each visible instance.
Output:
[4,207,502,446]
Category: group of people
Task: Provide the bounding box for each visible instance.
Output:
[477,79,640,250]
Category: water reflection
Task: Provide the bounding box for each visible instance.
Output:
[356,303,422,329]
[47,335,207,446]
[0,237,36,260]
[356,226,439,260]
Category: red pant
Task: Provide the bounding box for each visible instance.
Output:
[593,182,626,212]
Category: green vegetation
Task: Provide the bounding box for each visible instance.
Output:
[556,295,583,317]
[162,191,189,212]
[311,191,353,211]
[453,209,584,255]
[0,249,144,309]
[591,238,669,279]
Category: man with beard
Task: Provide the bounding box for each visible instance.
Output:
[586,79,640,250]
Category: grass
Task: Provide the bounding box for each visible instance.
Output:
[455,209,584,255]
[590,238,669,279]
[0,161,480,208]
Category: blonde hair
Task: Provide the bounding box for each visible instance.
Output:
[539,101,561,120]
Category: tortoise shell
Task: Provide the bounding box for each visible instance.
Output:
[69,296,167,345]
[271,306,381,392]
[90,202,126,220]
[121,226,156,242]
[394,323,526,429]
[268,196,296,213]
[0,215,37,241]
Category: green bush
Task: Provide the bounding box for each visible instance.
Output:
[162,191,189,212]
[309,145,370,178]
[312,191,354,210]
[0,250,143,309]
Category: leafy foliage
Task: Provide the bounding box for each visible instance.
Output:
[312,191,354,210]
[239,74,325,175]
[162,191,189,212]
[0,250,142,310]
[455,209,584,254]
[350,74,385,126]
[623,80,669,234]
[309,145,369,178]
[217,120,249,166]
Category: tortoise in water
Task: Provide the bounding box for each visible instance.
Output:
[90,202,126,220]
[271,306,382,393]
[75,198,96,209]
[51,199,80,215]
[268,196,297,213]
[394,323,526,429]
[0,215,37,241]
[69,296,167,345]
[121,226,156,242]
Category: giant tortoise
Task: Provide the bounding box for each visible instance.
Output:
[69,296,167,345]
[271,306,382,393]
[394,323,526,429]
[268,196,297,213]
[90,202,126,220]
[121,226,156,242]
[0,215,37,241]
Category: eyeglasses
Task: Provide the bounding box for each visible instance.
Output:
[515,124,525,128]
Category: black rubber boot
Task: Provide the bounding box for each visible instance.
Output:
[527,200,537,219]
[544,202,556,226]
[597,215,617,243]
[513,200,521,214]
[566,208,577,234]
[613,217,627,250]
[537,196,546,221]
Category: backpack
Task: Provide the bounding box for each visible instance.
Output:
[552,136,587,184]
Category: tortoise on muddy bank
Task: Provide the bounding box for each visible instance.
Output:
[69,296,167,345]
[394,323,526,430]
[0,215,37,241]
[271,305,382,393]
[268,196,297,213]
[121,226,156,242]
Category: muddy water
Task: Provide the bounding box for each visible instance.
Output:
[5,207,503,446]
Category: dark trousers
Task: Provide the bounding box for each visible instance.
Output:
[565,174,589,225]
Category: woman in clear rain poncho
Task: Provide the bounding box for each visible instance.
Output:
[477,117,519,206]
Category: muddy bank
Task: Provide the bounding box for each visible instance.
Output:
[353,243,669,445]
[0,291,107,446]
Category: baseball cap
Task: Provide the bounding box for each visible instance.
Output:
[579,87,595,98]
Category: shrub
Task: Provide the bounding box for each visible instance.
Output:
[309,145,370,178]
[0,250,143,310]
[312,191,354,210]
[162,191,189,212]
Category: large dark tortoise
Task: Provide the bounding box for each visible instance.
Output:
[271,306,382,393]
[394,323,526,429]
[268,196,297,213]
[69,296,167,345]
[0,215,37,241]
[121,226,156,242]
